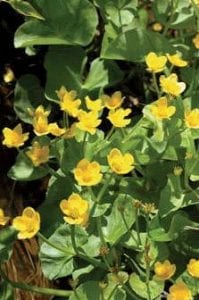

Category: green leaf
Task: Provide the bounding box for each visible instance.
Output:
[129,273,164,299]
[14,75,46,124]
[96,0,138,27]
[159,175,199,217]
[8,152,48,181]
[40,224,75,279]
[0,227,17,262]
[44,46,86,100]
[69,281,101,300]
[39,174,74,236]
[14,0,98,47]
[0,281,14,300]
[82,58,123,92]
[44,47,123,100]
[8,0,45,20]
[101,28,173,62]
[102,194,136,244]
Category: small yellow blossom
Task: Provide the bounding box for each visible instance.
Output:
[192,34,199,49]
[107,108,131,127]
[56,86,68,101]
[185,109,199,129]
[85,96,103,112]
[0,209,10,226]
[76,110,102,135]
[187,259,199,278]
[59,89,81,117]
[192,0,199,5]
[12,207,40,239]
[33,116,49,136]
[48,123,66,136]
[167,282,192,300]
[107,148,135,174]
[152,22,163,32]
[159,73,186,96]
[2,124,29,148]
[145,52,167,73]
[63,123,77,139]
[60,193,89,226]
[150,97,176,120]
[26,142,49,167]
[74,159,102,186]
[102,91,124,110]
[3,67,15,83]
[154,260,176,280]
[167,53,188,67]
[28,105,50,119]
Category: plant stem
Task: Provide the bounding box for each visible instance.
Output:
[163,0,179,36]
[135,208,142,247]
[96,173,114,203]
[122,284,140,300]
[145,214,152,300]
[0,265,73,297]
[152,72,161,98]
[38,232,74,255]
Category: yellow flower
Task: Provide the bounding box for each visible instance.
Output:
[185,109,199,129]
[167,282,192,300]
[76,110,102,135]
[56,86,67,101]
[0,209,10,226]
[26,142,49,167]
[85,96,104,112]
[28,105,50,119]
[145,52,167,73]
[59,89,81,117]
[60,193,89,226]
[150,97,176,120]
[2,124,29,148]
[187,259,199,278]
[12,207,40,239]
[107,148,135,174]
[192,34,199,49]
[159,73,186,96]
[152,22,163,32]
[167,53,188,67]
[48,123,66,136]
[33,116,49,136]
[154,260,176,280]
[102,91,124,110]
[3,67,15,83]
[192,0,199,5]
[74,159,102,186]
[107,108,131,127]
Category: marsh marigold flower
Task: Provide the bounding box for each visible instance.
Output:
[167,53,188,67]
[59,89,81,117]
[48,122,66,136]
[145,52,167,73]
[107,108,131,127]
[33,116,50,136]
[2,124,29,148]
[159,73,186,96]
[85,96,103,112]
[12,207,40,239]
[167,282,192,300]
[28,105,50,119]
[192,34,199,49]
[0,209,10,226]
[107,148,135,174]
[185,109,199,129]
[150,97,176,120]
[76,110,102,135]
[26,141,49,167]
[60,193,89,226]
[152,22,163,32]
[102,91,124,110]
[154,260,176,280]
[74,159,102,186]
[187,259,199,278]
